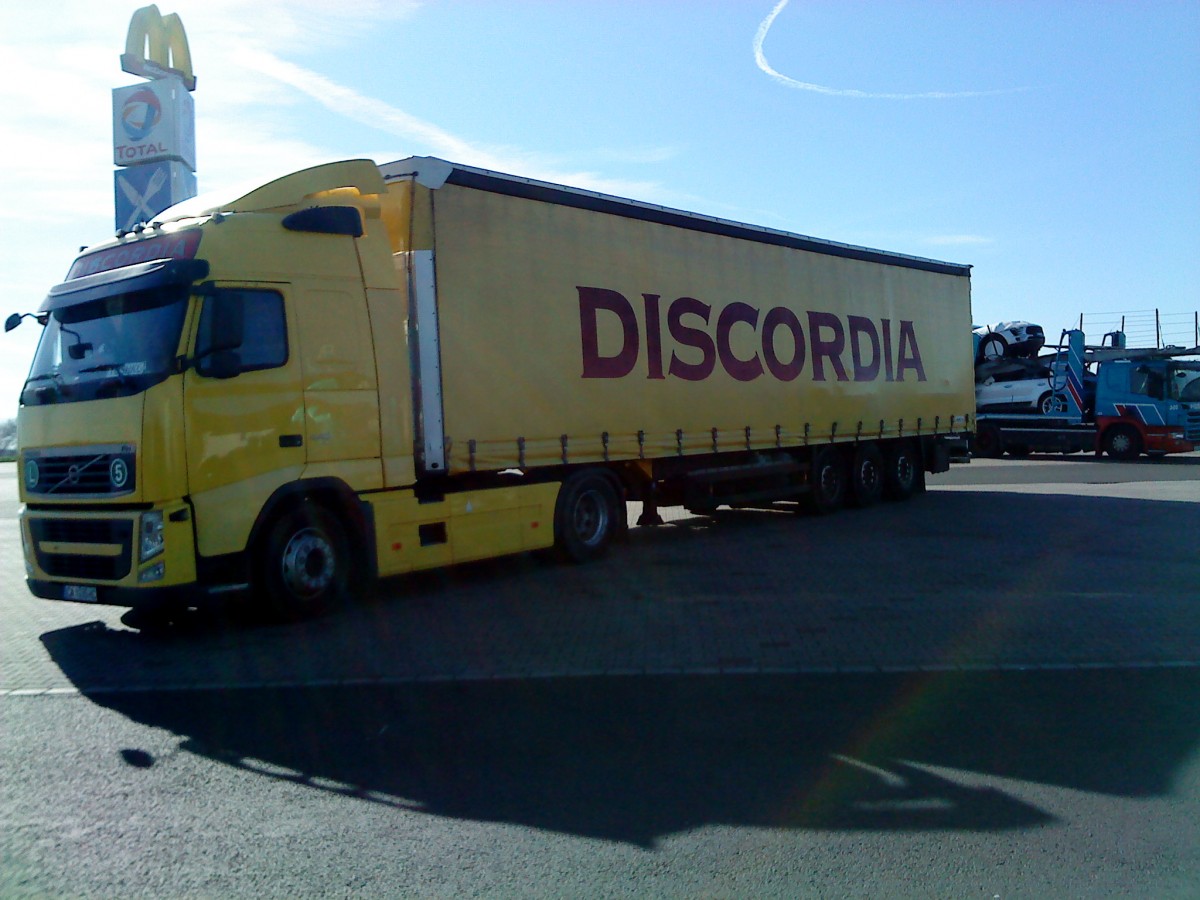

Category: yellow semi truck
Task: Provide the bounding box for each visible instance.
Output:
[7,157,974,621]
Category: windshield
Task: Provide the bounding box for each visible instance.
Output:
[1172,364,1200,402]
[22,285,189,406]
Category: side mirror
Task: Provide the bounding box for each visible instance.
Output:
[6,312,46,333]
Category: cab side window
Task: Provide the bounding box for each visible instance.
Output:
[196,289,288,376]
[1129,369,1150,395]
[1130,367,1164,400]
[236,291,288,371]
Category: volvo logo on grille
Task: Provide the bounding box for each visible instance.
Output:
[67,465,81,485]
[24,459,39,490]
[110,458,129,489]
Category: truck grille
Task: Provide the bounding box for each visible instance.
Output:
[23,446,136,497]
[1186,410,1200,442]
[28,518,133,581]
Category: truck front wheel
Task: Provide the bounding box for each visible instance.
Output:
[554,470,620,563]
[257,501,353,620]
[1103,425,1142,461]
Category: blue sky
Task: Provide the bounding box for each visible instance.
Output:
[2,0,1198,412]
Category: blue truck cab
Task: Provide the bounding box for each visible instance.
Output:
[1093,357,1200,458]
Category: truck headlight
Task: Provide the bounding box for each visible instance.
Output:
[140,510,165,562]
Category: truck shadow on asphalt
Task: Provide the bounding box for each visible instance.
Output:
[28,643,1200,847]
[37,489,1200,847]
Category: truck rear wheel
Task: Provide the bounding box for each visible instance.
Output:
[802,447,845,514]
[1103,425,1142,461]
[848,443,884,507]
[554,470,619,563]
[257,501,353,620]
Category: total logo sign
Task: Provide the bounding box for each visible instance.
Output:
[112,78,195,169]
[120,88,161,142]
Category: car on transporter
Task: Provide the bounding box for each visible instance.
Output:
[974,357,1097,416]
[973,321,1046,362]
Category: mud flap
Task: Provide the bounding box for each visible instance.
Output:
[927,441,952,474]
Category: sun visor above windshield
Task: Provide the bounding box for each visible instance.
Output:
[40,258,210,313]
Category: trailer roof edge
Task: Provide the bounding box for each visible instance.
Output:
[378,156,973,278]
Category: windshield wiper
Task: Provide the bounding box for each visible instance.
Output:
[79,363,136,388]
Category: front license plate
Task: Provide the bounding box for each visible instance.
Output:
[63,585,98,603]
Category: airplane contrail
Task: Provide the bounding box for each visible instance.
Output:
[754,0,1022,100]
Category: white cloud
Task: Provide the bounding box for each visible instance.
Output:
[0,1,671,216]
[754,0,1023,100]
[169,0,423,55]
[0,0,680,406]
[236,47,664,198]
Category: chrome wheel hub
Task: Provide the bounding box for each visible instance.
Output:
[280,527,335,599]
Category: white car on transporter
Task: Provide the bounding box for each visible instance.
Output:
[974,352,1097,416]
[975,370,1071,415]
[973,321,1046,362]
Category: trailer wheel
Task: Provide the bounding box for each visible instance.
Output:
[848,443,884,507]
[803,447,846,514]
[883,440,919,501]
[1102,425,1142,461]
[554,470,619,563]
[257,501,353,620]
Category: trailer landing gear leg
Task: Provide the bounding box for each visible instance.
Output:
[637,482,664,526]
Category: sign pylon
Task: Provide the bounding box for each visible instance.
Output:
[113,5,197,233]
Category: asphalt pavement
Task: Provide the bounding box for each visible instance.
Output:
[3,456,1199,695]
[2,455,1199,897]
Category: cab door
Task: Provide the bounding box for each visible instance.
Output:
[183,283,306,558]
